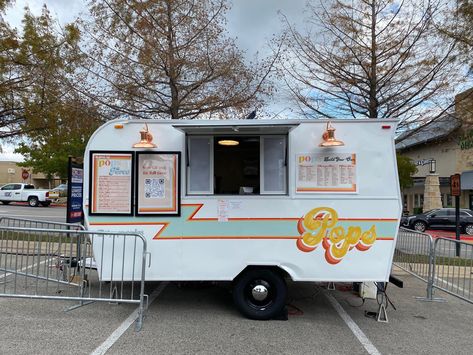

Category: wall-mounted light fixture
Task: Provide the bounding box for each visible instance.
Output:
[319,121,344,147]
[132,123,157,148]
[429,159,436,174]
[218,139,239,146]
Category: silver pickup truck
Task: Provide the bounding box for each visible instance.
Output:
[0,183,59,207]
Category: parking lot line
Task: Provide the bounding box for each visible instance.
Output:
[0,258,49,280]
[325,292,381,355]
[90,282,169,355]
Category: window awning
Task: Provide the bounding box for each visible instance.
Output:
[173,122,299,135]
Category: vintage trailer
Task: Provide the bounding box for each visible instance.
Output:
[83,118,401,319]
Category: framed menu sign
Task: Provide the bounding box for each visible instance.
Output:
[89,151,134,215]
[135,152,180,216]
[296,153,357,193]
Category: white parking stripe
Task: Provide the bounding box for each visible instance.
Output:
[90,282,168,355]
[325,293,382,355]
[0,259,49,279]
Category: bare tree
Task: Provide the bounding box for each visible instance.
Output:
[279,0,462,127]
[80,0,276,120]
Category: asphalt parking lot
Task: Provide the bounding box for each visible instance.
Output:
[1,266,472,355]
[1,207,472,354]
[0,203,66,222]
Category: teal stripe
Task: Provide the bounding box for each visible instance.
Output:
[89,205,398,239]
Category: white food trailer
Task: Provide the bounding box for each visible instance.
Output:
[83,118,401,319]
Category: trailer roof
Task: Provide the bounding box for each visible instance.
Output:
[109,118,398,127]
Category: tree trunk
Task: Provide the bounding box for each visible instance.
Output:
[166,2,179,119]
[369,1,378,119]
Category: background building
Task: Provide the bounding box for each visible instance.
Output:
[0,153,60,188]
[397,88,473,213]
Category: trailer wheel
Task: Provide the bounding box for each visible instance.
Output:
[232,268,287,320]
[1,201,10,205]
[28,196,39,207]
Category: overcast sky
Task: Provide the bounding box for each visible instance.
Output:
[3,0,305,127]
[6,0,306,58]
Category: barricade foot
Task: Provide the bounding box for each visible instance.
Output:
[65,300,95,312]
[327,282,335,290]
[135,309,144,332]
[376,303,388,323]
[415,296,446,303]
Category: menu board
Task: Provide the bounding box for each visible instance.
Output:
[90,152,133,215]
[296,153,357,193]
[136,152,180,216]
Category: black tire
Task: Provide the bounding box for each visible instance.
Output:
[232,268,287,320]
[40,201,51,207]
[1,201,10,205]
[28,196,39,207]
[465,224,473,236]
[413,221,427,232]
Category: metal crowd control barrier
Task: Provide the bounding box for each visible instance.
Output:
[394,228,473,304]
[0,216,85,231]
[431,238,473,304]
[393,227,434,283]
[0,226,149,330]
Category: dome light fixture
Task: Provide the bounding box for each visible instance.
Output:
[218,139,239,146]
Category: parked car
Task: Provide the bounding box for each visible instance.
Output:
[401,208,473,235]
[52,184,68,197]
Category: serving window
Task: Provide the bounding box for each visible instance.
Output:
[187,135,287,196]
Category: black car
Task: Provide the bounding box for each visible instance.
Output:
[401,208,473,235]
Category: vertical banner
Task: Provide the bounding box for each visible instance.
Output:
[89,152,133,215]
[67,157,84,223]
[296,153,357,193]
[136,152,180,216]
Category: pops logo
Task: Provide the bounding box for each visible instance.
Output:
[299,155,312,163]
[98,159,111,167]
[296,207,377,264]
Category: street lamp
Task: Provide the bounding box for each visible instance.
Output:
[429,159,436,174]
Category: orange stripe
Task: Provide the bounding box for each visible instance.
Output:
[158,236,300,240]
[156,236,395,240]
[90,222,167,225]
[139,208,176,212]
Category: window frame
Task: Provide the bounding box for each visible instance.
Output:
[185,134,288,196]
[186,135,214,195]
[260,135,288,195]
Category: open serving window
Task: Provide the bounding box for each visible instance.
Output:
[186,134,287,196]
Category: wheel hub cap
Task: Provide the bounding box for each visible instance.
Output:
[251,285,268,301]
